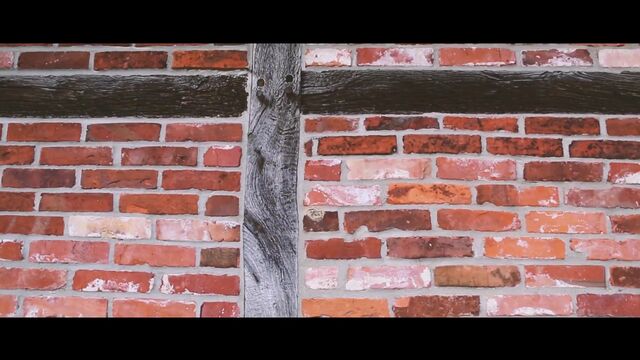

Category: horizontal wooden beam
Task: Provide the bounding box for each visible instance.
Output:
[0,75,247,118]
[301,70,640,114]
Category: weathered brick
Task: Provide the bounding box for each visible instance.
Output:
[72,270,153,293]
[387,183,471,204]
[121,147,197,166]
[525,116,600,135]
[304,140,313,157]
[570,140,640,159]
[606,118,640,136]
[570,239,640,261]
[204,146,242,167]
[526,211,606,234]
[387,236,473,259]
[434,265,520,287]
[599,49,640,67]
[611,215,640,234]
[346,265,431,290]
[304,185,382,206]
[161,274,240,295]
[39,147,112,166]
[476,185,559,207]
[317,136,397,155]
[344,209,431,234]
[443,116,518,132]
[120,194,198,215]
[346,158,429,180]
[306,238,381,259]
[115,244,196,267]
[522,49,593,66]
[0,295,17,317]
[0,146,35,165]
[205,195,239,216]
[0,52,13,69]
[484,237,565,259]
[68,215,151,240]
[23,297,107,318]
[162,170,241,191]
[0,215,64,235]
[86,123,161,141]
[357,47,433,66]
[524,161,603,182]
[437,209,520,231]
[305,160,342,181]
[393,296,480,317]
[525,265,605,288]
[440,48,515,66]
[156,219,240,242]
[0,192,35,211]
[404,135,481,154]
[0,240,23,261]
[165,123,243,142]
[200,248,239,268]
[302,298,389,317]
[609,163,640,184]
[487,137,563,157]
[94,51,167,70]
[364,116,438,131]
[304,48,351,67]
[18,52,89,69]
[303,209,339,232]
[0,268,66,290]
[7,123,81,142]
[81,169,157,189]
[201,302,240,318]
[39,193,113,212]
[304,117,358,133]
[487,295,573,316]
[610,266,640,288]
[566,187,640,208]
[305,266,338,289]
[577,294,640,317]
[29,240,109,264]
[172,50,248,69]
[113,299,196,318]
[436,157,516,180]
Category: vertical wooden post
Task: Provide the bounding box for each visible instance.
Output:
[243,44,302,317]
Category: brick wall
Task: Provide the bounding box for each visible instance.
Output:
[0,44,248,317]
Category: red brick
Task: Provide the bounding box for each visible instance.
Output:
[566,187,640,208]
[160,274,239,295]
[113,299,195,318]
[522,49,593,67]
[476,185,559,207]
[434,265,521,287]
[487,137,563,157]
[23,297,107,318]
[156,219,240,242]
[172,50,247,70]
[0,240,23,261]
[364,116,438,131]
[121,147,197,166]
[387,237,473,258]
[302,298,389,317]
[606,118,640,136]
[120,194,198,215]
[346,158,429,180]
[0,52,13,69]
[18,52,89,69]
[72,270,153,293]
[524,161,603,182]
[200,248,239,268]
[387,183,471,204]
[205,195,239,216]
[305,159,341,181]
[0,191,35,211]
[304,184,381,206]
[577,294,640,317]
[0,146,35,165]
[599,49,640,67]
[39,193,113,212]
[86,123,161,141]
[570,239,640,261]
[165,123,243,142]
[40,147,112,165]
[0,267,66,290]
[81,169,157,189]
[304,140,313,157]
[303,210,339,232]
[525,116,600,135]
[443,116,518,132]
[203,146,242,167]
[570,140,640,159]
[393,296,480,317]
[440,48,516,66]
[344,209,431,234]
[0,215,64,235]
[346,265,431,290]
[29,240,109,264]
[304,48,351,67]
[610,266,640,288]
[436,157,516,180]
[7,123,81,142]
[317,136,397,155]
[94,51,167,70]
[0,295,17,317]
[306,238,381,259]
[304,117,358,133]
[404,134,481,154]
[484,237,565,259]
[487,295,573,316]
[357,47,433,66]
[115,244,196,267]
[525,265,605,288]
[201,302,240,318]
[611,215,640,234]
[526,211,606,234]
[437,209,520,231]
[162,170,241,191]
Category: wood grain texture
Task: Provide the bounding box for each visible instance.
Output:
[243,44,301,317]
[301,70,640,114]
[0,75,247,117]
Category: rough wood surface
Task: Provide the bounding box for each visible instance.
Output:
[301,70,640,114]
[0,75,247,117]
[243,44,301,317]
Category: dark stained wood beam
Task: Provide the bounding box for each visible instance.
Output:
[301,70,640,114]
[0,75,247,118]
[243,44,301,317]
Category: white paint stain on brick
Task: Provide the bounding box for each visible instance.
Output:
[83,278,141,293]
[599,49,640,67]
[305,266,338,290]
[345,265,431,290]
[346,159,429,180]
[304,48,351,67]
[304,185,382,206]
[68,216,151,240]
